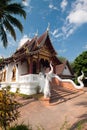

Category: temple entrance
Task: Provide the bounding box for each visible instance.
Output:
[33,61,37,74]
[12,66,16,81]
[44,60,49,67]
[40,59,49,73]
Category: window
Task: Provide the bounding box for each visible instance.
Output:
[12,66,16,81]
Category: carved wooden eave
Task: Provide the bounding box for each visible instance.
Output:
[52,56,62,65]
[37,30,57,55]
[0,30,61,66]
[0,58,10,69]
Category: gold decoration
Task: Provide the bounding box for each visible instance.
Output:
[12,66,16,81]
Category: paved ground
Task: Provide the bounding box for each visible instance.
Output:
[16,89,87,130]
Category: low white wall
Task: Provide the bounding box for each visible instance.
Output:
[0,74,40,95]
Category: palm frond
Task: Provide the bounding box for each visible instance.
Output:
[6,3,26,19]
[0,0,26,48]
[0,0,11,6]
[0,25,8,48]
[7,15,23,32]
[3,19,16,41]
[0,0,11,2]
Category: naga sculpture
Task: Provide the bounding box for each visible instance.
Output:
[43,62,53,98]
[39,62,53,98]
[76,71,84,89]
[53,71,84,89]
[39,63,84,98]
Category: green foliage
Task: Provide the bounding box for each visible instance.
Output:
[0,58,4,63]
[6,86,11,92]
[35,86,40,94]
[60,117,70,130]
[58,56,67,62]
[73,51,87,77]
[9,123,45,130]
[9,124,31,130]
[70,119,87,130]
[20,93,43,100]
[36,125,45,130]
[0,88,20,130]
[15,88,20,94]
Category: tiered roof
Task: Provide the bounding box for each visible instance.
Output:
[0,30,61,67]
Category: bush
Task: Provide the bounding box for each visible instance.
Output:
[0,88,20,130]
[9,124,32,130]
[9,123,45,130]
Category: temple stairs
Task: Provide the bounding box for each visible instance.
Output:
[49,77,84,105]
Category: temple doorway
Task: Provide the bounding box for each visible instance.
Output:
[40,59,49,73]
[33,61,37,74]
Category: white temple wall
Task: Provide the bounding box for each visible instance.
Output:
[17,61,28,76]
[1,74,40,95]
[62,65,71,75]
[6,61,29,82]
[7,62,14,82]
[0,61,42,95]
[5,66,8,82]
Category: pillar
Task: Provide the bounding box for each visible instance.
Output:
[37,53,40,73]
[28,56,33,74]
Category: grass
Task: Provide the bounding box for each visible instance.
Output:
[9,123,45,130]
[19,93,43,100]
[60,117,70,130]
[9,123,32,130]
[60,118,87,130]
[71,119,87,130]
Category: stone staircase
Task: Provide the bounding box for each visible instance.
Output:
[49,84,84,105]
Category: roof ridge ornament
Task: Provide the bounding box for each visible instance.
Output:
[35,29,38,37]
[47,22,50,32]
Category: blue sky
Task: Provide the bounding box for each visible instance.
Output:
[0,0,87,62]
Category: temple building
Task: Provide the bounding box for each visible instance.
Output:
[0,29,74,95]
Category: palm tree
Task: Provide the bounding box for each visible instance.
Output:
[0,0,26,48]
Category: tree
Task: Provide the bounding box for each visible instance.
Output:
[0,57,3,63]
[0,0,26,48]
[58,56,67,62]
[0,88,20,130]
[73,51,87,77]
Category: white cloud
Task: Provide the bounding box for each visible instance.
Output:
[22,0,31,6]
[83,44,87,49]
[62,24,77,38]
[18,35,30,48]
[50,29,64,46]
[58,49,67,53]
[54,33,63,38]
[62,0,87,37]
[51,29,58,36]
[22,0,32,13]
[51,28,63,39]
[67,10,87,25]
[61,0,68,11]
[67,0,87,25]
[49,4,58,10]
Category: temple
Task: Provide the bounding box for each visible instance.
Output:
[0,29,74,95]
